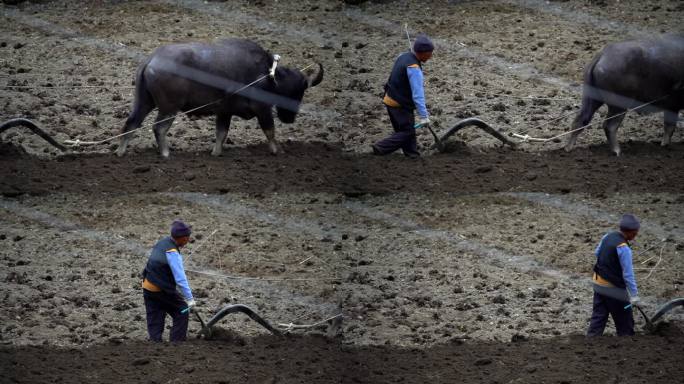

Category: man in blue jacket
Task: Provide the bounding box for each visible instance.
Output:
[141,220,195,342]
[587,214,641,336]
[372,34,434,158]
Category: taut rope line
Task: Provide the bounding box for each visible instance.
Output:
[509,95,669,143]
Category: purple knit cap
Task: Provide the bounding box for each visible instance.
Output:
[171,220,192,238]
[619,214,640,231]
[413,35,434,53]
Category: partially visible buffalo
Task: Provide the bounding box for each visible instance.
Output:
[565,34,684,155]
[116,38,323,158]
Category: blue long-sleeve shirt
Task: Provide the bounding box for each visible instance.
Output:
[407,66,428,118]
[595,235,638,297]
[166,249,193,300]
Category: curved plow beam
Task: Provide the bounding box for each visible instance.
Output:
[199,304,281,338]
[649,297,684,324]
[433,118,517,152]
[0,118,66,151]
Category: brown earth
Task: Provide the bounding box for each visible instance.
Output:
[1,0,684,383]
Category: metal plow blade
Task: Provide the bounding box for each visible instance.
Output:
[0,118,66,152]
[197,304,281,339]
[649,298,684,324]
[432,117,517,152]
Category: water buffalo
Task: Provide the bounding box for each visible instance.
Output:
[116,38,323,158]
[565,33,683,156]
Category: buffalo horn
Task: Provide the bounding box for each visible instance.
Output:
[305,63,324,88]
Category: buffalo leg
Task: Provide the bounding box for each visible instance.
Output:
[603,105,626,156]
[116,99,154,157]
[212,113,231,156]
[565,94,603,152]
[662,110,678,147]
[257,113,279,155]
[153,113,175,158]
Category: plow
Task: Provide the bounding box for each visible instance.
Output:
[427,117,518,152]
[0,118,66,152]
[188,297,684,341]
[189,303,343,340]
[192,304,282,339]
[634,297,684,332]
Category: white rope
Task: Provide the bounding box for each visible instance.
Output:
[63,98,224,146]
[453,83,576,101]
[507,108,579,140]
[185,229,218,265]
[186,268,340,282]
[509,96,668,143]
[277,314,343,331]
[637,239,668,264]
[643,244,667,281]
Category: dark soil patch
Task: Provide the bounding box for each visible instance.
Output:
[2,333,683,384]
[648,321,684,338]
[1,141,683,196]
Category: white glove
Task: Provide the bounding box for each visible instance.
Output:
[186,299,196,309]
[414,116,430,128]
[629,296,641,307]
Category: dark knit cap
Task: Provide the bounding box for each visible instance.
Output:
[171,220,192,238]
[619,214,640,231]
[413,35,434,53]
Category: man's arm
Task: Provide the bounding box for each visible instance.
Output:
[617,244,638,297]
[407,65,428,118]
[166,249,193,300]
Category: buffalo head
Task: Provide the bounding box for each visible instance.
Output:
[273,63,324,123]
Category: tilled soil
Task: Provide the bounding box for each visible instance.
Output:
[1,0,684,383]
[3,333,684,384]
[2,141,684,196]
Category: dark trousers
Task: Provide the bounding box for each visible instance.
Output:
[587,291,634,336]
[143,289,189,342]
[373,106,419,157]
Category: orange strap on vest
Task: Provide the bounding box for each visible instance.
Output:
[142,278,161,292]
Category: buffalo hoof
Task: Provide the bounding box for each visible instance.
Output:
[211,149,223,157]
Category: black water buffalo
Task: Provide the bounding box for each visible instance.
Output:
[116,38,323,158]
[565,34,684,156]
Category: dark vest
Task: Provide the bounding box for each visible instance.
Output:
[143,237,179,293]
[385,52,421,110]
[593,231,627,289]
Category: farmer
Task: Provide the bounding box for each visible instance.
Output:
[587,214,641,336]
[141,220,196,342]
[372,34,434,158]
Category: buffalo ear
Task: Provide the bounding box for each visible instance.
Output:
[304,63,324,88]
